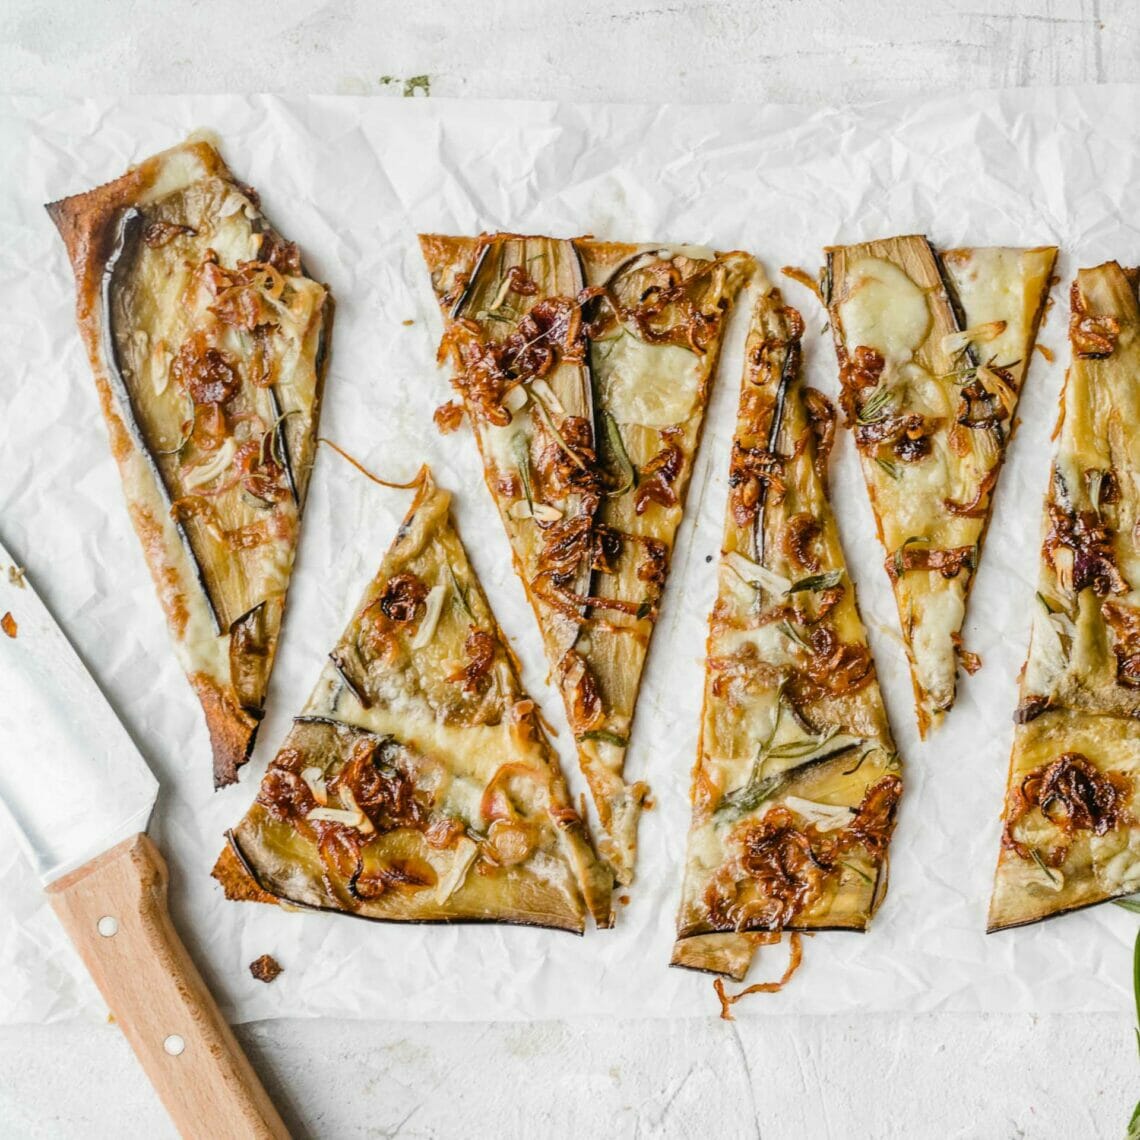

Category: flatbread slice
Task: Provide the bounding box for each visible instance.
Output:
[673,276,901,982]
[825,238,1056,735]
[421,233,752,884]
[989,262,1140,931]
[48,138,333,786]
[215,470,612,931]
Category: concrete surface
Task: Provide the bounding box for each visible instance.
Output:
[2,1,1138,1137]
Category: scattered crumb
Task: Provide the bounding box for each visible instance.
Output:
[1036,344,1055,363]
[642,797,656,812]
[249,954,283,984]
[402,318,415,326]
[1,612,16,639]
[379,75,396,86]
[618,894,630,906]
[404,75,431,98]
[705,554,713,563]
[7,566,25,589]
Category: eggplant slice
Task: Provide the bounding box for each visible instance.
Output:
[824,238,1056,736]
[421,232,753,895]
[672,275,901,983]
[48,138,333,786]
[216,470,613,932]
[989,263,1140,932]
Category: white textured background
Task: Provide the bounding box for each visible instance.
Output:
[2,2,1138,1137]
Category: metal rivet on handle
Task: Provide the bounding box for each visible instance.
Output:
[163,1034,186,1057]
[97,916,118,937]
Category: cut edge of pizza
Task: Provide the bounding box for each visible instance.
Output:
[214,468,613,931]
[420,232,754,886]
[824,237,1057,737]
[671,272,902,985]
[989,261,1140,932]
[48,137,333,786]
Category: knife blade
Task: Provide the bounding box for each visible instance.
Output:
[0,537,157,883]
[0,537,290,1140]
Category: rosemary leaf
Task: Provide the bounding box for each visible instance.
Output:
[579,729,628,748]
[786,569,844,595]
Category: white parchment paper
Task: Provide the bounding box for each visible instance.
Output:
[3,87,1140,1024]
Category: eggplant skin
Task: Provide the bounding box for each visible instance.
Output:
[47,138,332,788]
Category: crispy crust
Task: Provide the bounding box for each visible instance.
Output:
[48,139,331,787]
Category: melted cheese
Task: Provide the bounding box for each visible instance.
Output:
[837,257,931,365]
[592,334,702,426]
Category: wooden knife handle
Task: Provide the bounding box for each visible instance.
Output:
[48,833,290,1140]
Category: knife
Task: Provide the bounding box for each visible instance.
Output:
[0,538,290,1140]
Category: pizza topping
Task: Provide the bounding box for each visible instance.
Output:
[143,220,196,247]
[1101,602,1140,687]
[634,435,683,515]
[171,333,241,407]
[854,411,938,462]
[887,542,976,581]
[590,252,737,353]
[410,585,448,650]
[447,629,496,694]
[558,649,604,733]
[705,775,898,933]
[1070,281,1121,358]
[379,573,428,623]
[1004,752,1132,865]
[951,632,983,675]
[802,387,836,480]
[202,257,286,333]
[778,513,822,573]
[792,623,874,698]
[259,231,303,277]
[837,345,885,425]
[941,320,1007,357]
[956,372,1011,432]
[1043,504,1127,596]
[729,444,785,527]
[943,465,999,517]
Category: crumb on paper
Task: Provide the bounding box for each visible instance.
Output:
[250,954,283,983]
[1,612,16,639]
[7,566,25,589]
[402,318,415,326]
[404,75,431,98]
[618,894,630,906]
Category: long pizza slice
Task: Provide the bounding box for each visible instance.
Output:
[421,233,753,884]
[673,276,902,986]
[48,139,333,786]
[215,469,612,930]
[989,262,1140,931]
[824,238,1056,735]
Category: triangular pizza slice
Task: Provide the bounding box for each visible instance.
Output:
[989,262,1140,931]
[48,138,333,786]
[824,238,1056,736]
[215,470,612,930]
[421,233,752,884]
[672,276,902,983]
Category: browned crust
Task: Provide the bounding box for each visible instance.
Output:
[191,673,260,788]
[212,841,278,904]
[221,830,587,934]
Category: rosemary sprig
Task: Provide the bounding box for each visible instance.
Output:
[786,569,844,595]
[579,729,628,748]
[446,560,474,621]
[856,385,894,425]
[512,432,535,517]
[874,456,900,480]
[531,391,589,474]
[1029,847,1059,886]
[600,410,637,497]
